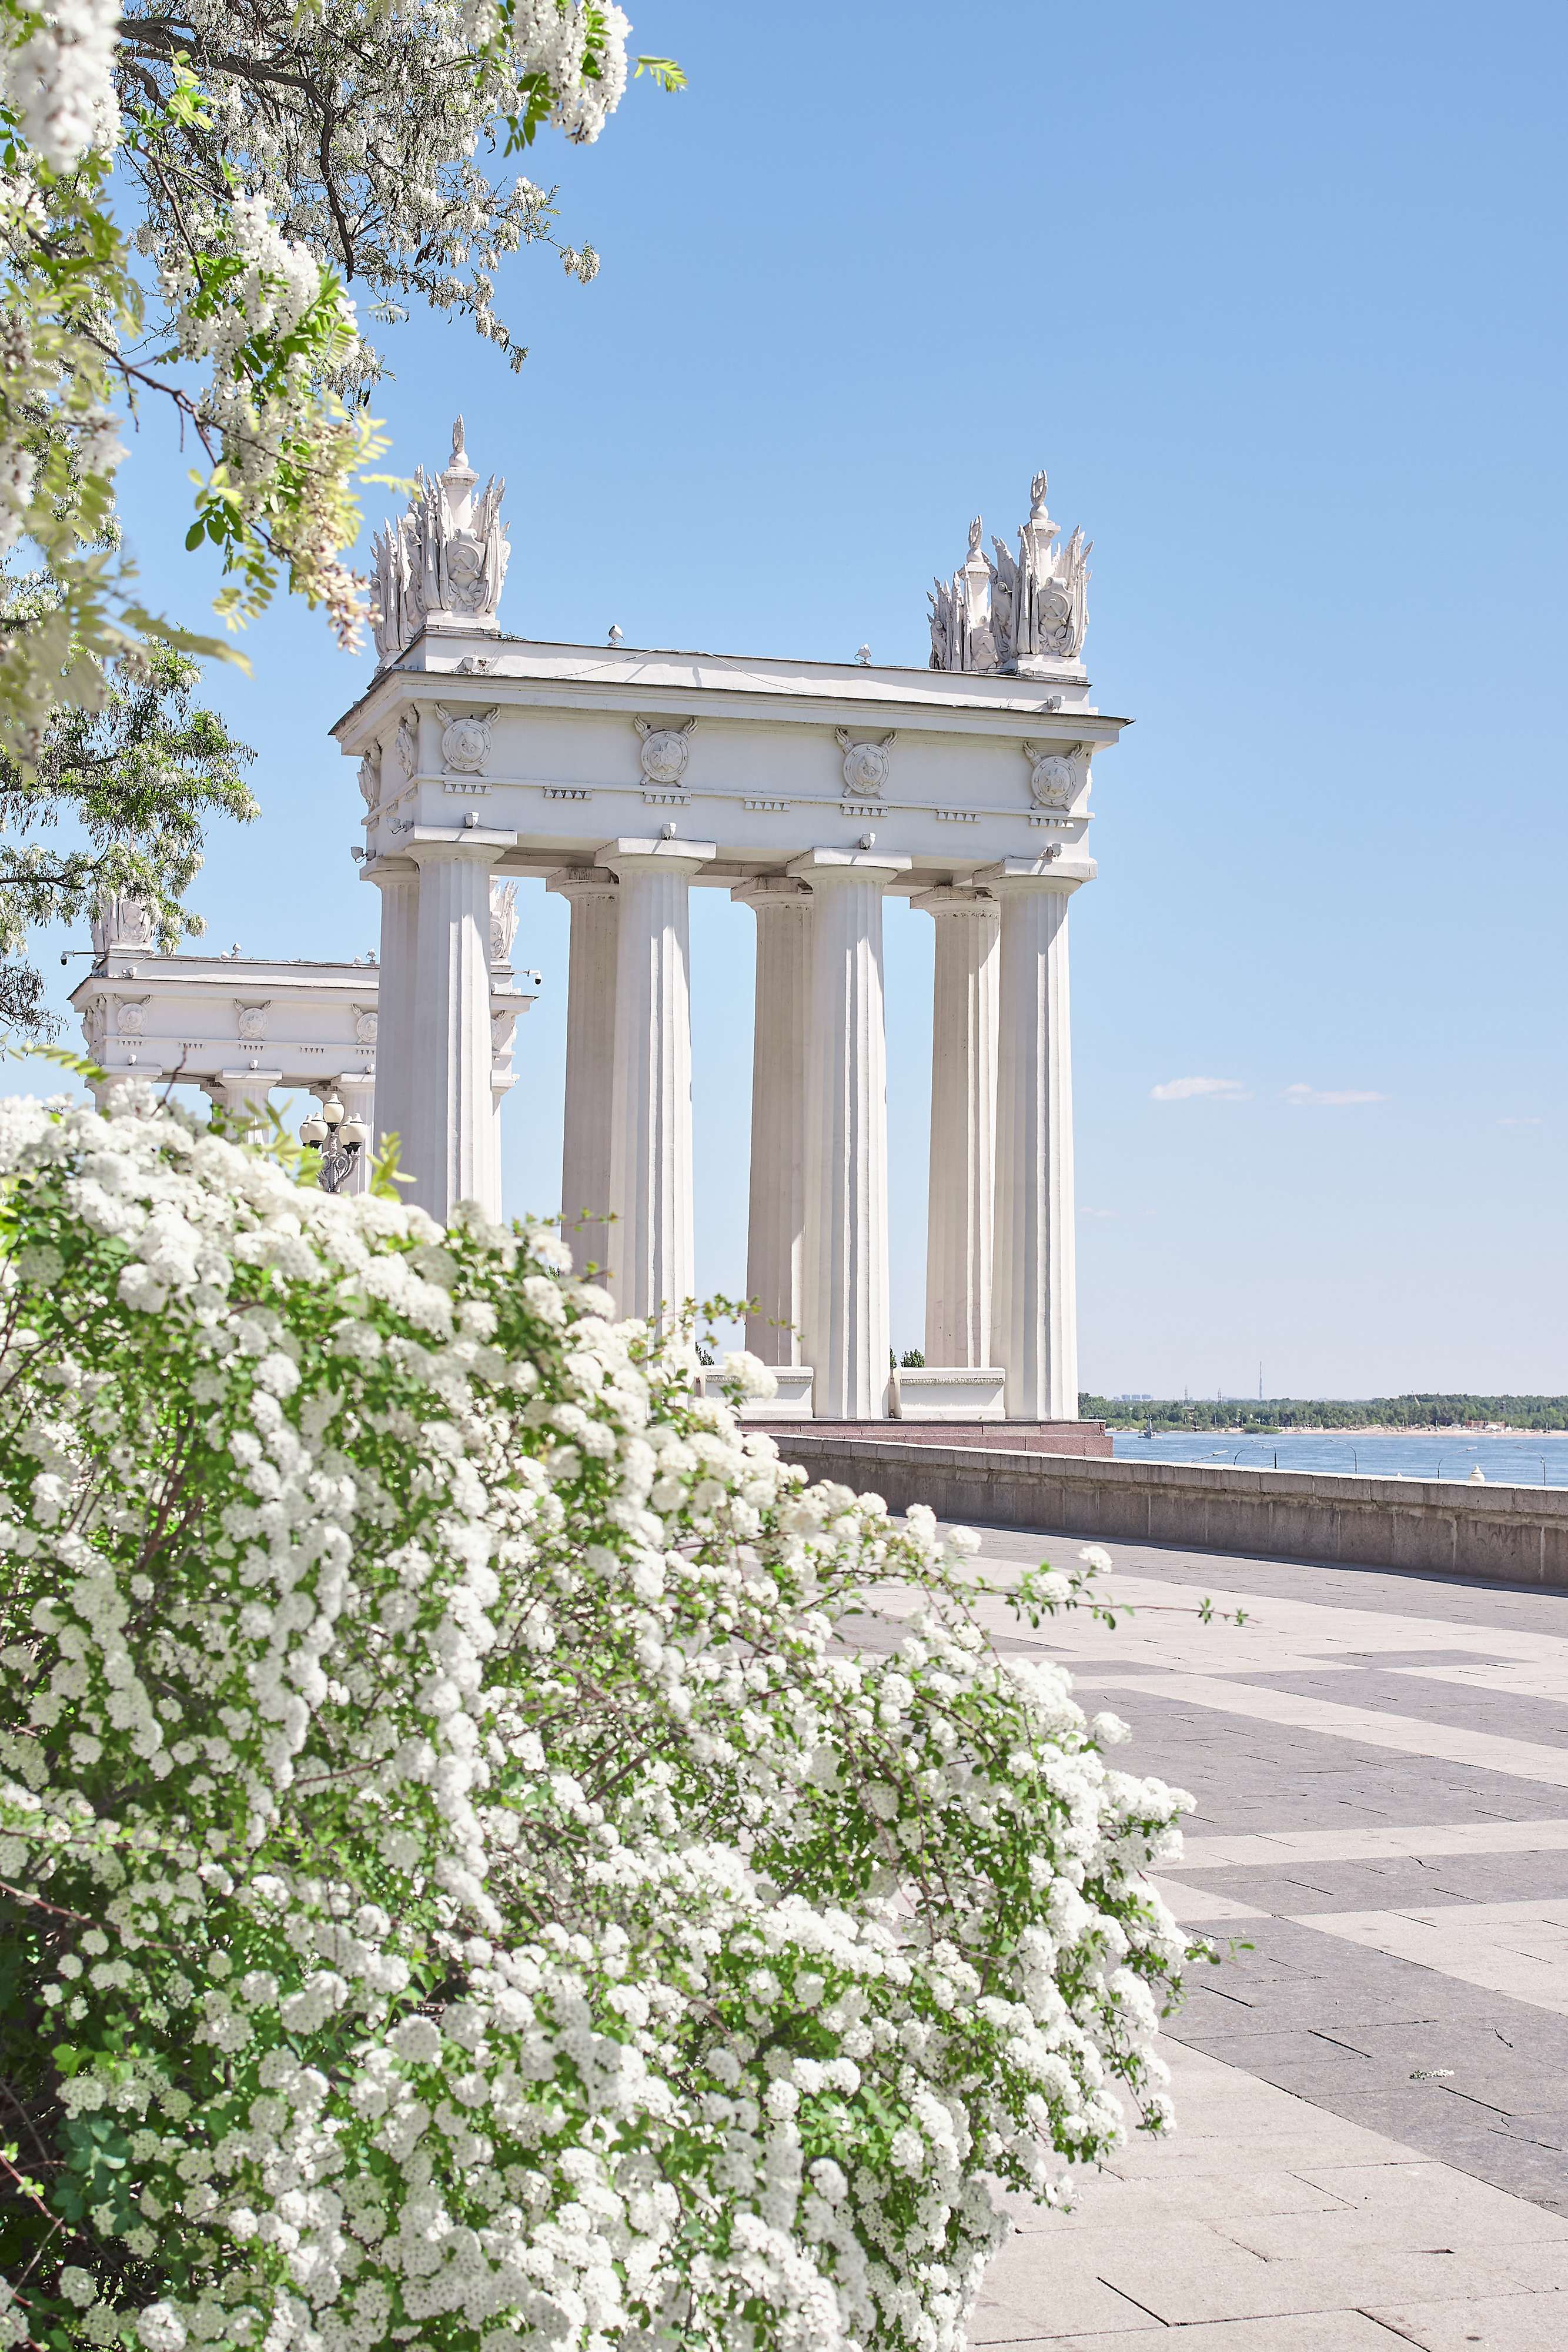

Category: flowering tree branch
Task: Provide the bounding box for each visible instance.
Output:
[0,1,677,755]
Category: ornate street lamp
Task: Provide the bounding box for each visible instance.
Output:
[299,1095,367,1194]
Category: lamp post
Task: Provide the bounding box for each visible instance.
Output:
[299,1094,367,1194]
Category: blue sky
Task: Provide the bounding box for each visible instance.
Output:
[18,0,1567,1396]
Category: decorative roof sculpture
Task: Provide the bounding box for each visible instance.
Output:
[928,470,1091,676]
[369,417,510,667]
[91,892,157,956]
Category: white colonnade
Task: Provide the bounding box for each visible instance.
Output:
[364,820,1092,1425]
[513,840,1082,1423]
[340,430,1123,1423]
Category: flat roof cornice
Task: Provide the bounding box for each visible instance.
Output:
[329,630,1128,749]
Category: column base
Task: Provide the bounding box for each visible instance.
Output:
[748,1417,1112,1456]
[891,1366,1006,1420]
[697,1366,815,1419]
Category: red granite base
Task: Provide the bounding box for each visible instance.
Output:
[751,1418,1112,1456]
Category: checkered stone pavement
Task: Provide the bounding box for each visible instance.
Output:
[914,1525,1568,2346]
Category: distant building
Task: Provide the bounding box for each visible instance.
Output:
[1116,1392,1155,1402]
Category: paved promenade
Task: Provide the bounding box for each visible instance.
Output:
[934,1526,1568,2346]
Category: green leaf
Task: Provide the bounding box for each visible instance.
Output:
[634,55,688,92]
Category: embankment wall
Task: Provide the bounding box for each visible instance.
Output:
[768,1436,1568,1587]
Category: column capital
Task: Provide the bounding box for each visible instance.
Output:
[597,836,717,880]
[912,886,1001,919]
[785,847,912,887]
[406,823,517,864]
[972,854,1093,894]
[547,864,620,901]
[362,854,418,885]
[731,875,811,908]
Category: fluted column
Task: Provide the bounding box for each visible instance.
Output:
[915,887,999,1367]
[206,1070,281,1141]
[978,859,1081,1421]
[367,862,419,1172]
[733,878,813,1364]
[600,836,717,1322]
[787,847,911,1418]
[408,828,514,1224]
[548,867,620,1275]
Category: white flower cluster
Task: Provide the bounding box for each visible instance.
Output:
[178,196,346,379]
[120,0,637,356]
[0,0,643,703]
[157,189,362,560]
[0,0,119,171]
[506,0,631,142]
[0,1088,1194,2352]
[0,416,39,564]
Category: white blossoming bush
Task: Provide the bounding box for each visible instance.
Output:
[0,1089,1194,2352]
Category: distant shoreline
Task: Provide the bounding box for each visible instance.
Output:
[1108,1425,1568,1439]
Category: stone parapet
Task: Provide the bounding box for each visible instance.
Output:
[763,1437,1568,1587]
[755,1419,1111,1455]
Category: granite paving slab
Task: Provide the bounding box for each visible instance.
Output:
[928,1516,1568,2334]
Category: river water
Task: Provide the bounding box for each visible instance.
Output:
[1108,1430,1568,1490]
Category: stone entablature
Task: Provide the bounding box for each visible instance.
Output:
[73,951,385,1088]
[343,634,1115,886]
[71,896,535,1187]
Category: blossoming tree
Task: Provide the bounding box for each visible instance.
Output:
[0,1088,1194,2352]
[0,2,680,749]
[0,646,256,1038]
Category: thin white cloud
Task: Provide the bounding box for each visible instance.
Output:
[1281,1082,1386,1107]
[1080,1206,1120,1220]
[1499,1115,1543,1127]
[1150,1076,1250,1102]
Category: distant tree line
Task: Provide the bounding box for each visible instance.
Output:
[1079,1395,1568,1432]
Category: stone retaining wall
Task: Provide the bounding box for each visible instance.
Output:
[753,1418,1112,1455]
[768,1435,1568,1587]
